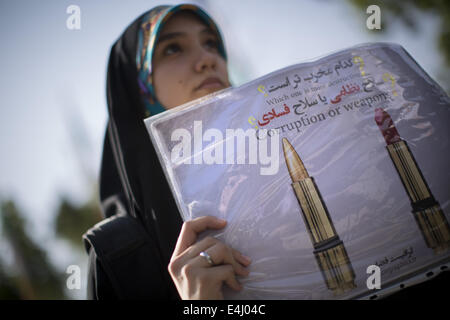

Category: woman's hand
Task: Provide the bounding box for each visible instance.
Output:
[168,216,251,300]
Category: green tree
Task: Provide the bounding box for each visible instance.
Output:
[0,259,21,299]
[349,0,450,91]
[55,192,103,250]
[1,200,67,299]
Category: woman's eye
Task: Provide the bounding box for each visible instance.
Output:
[205,39,219,51]
[163,43,181,56]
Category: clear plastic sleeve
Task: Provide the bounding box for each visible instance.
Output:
[145,42,450,299]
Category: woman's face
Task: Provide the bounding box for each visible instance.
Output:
[152,12,230,109]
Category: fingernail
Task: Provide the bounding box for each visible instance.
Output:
[241,255,252,265]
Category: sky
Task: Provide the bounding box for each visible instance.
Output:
[0,0,447,299]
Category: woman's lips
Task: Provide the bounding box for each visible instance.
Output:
[195,77,224,91]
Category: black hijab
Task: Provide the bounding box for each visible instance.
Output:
[99,8,183,274]
[98,4,227,284]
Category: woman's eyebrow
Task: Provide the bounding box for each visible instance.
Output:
[157,32,185,44]
[158,28,216,44]
[200,28,217,37]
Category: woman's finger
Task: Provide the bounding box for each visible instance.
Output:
[231,248,252,267]
[180,236,251,275]
[181,235,218,259]
[208,265,242,292]
[182,236,251,267]
[172,216,226,257]
[197,243,250,277]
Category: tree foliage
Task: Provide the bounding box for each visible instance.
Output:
[0,200,66,299]
[349,0,450,67]
[55,194,102,249]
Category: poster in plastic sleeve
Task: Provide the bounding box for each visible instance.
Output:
[144,43,450,299]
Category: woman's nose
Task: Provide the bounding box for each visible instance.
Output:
[194,48,217,73]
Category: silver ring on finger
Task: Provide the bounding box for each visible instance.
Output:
[199,251,215,266]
